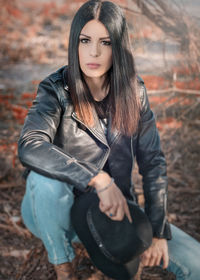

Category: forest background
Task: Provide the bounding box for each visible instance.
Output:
[0,0,200,279]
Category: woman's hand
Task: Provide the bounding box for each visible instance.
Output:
[140,238,169,269]
[88,172,132,223]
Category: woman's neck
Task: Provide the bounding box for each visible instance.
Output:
[84,74,109,101]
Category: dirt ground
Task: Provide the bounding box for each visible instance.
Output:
[1,1,200,279]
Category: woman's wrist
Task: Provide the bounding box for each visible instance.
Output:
[96,177,114,193]
[88,171,111,190]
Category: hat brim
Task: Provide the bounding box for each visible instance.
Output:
[71,193,140,280]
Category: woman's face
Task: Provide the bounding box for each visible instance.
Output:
[78,19,112,79]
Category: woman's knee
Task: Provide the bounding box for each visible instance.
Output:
[26,171,76,230]
[27,171,75,202]
[21,193,41,238]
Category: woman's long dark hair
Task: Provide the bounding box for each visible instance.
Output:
[67,0,140,136]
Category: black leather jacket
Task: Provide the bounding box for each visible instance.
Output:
[18,66,171,239]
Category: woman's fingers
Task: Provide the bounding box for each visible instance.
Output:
[155,253,162,266]
[107,203,118,218]
[141,238,169,269]
[148,252,160,266]
[124,201,132,223]
[162,248,169,269]
[106,201,132,222]
[98,182,132,222]
[141,250,151,266]
[109,204,125,220]
[104,202,132,223]
[103,200,125,221]
[99,201,112,212]
[113,199,132,223]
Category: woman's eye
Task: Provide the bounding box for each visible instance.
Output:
[101,41,111,46]
[80,38,89,44]
[79,38,111,46]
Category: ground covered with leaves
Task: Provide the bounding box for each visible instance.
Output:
[1,1,200,279]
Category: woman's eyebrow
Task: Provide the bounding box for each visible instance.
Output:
[79,33,110,40]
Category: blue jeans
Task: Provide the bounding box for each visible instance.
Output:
[21,171,200,279]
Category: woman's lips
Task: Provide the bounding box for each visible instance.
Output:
[86,63,101,69]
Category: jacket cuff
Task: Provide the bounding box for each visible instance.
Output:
[151,220,172,240]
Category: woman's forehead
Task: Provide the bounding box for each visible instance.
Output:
[80,20,110,38]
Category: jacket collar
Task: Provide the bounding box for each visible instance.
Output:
[62,65,121,146]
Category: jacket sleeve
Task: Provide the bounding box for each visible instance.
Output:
[136,81,172,239]
[18,77,99,191]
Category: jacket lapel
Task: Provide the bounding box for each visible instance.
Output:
[71,110,109,147]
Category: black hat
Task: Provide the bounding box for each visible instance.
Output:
[71,192,152,280]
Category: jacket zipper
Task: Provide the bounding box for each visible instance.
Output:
[51,147,93,176]
[160,193,167,236]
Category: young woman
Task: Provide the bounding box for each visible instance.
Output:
[18,0,200,279]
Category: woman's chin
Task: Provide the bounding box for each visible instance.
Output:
[82,70,107,79]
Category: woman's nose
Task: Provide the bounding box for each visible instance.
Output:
[90,42,100,57]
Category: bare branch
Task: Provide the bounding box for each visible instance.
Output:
[129,0,200,69]
[148,88,200,96]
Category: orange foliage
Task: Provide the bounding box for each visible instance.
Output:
[6,6,22,18]
[21,92,36,100]
[0,142,18,168]
[174,78,200,90]
[0,94,14,108]
[0,143,17,153]
[56,4,71,15]
[149,96,193,108]
[24,101,33,108]
[149,96,168,104]
[150,96,188,106]
[166,97,180,105]
[156,117,182,131]
[181,98,193,105]
[11,105,28,124]
[0,93,34,123]
[142,72,200,91]
[0,94,14,101]
[142,75,170,90]
[42,2,57,17]
[172,65,199,76]
[172,65,200,90]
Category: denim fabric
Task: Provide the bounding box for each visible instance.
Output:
[21,171,78,264]
[21,171,200,278]
[167,225,200,279]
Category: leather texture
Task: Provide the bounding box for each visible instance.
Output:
[18,66,171,239]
